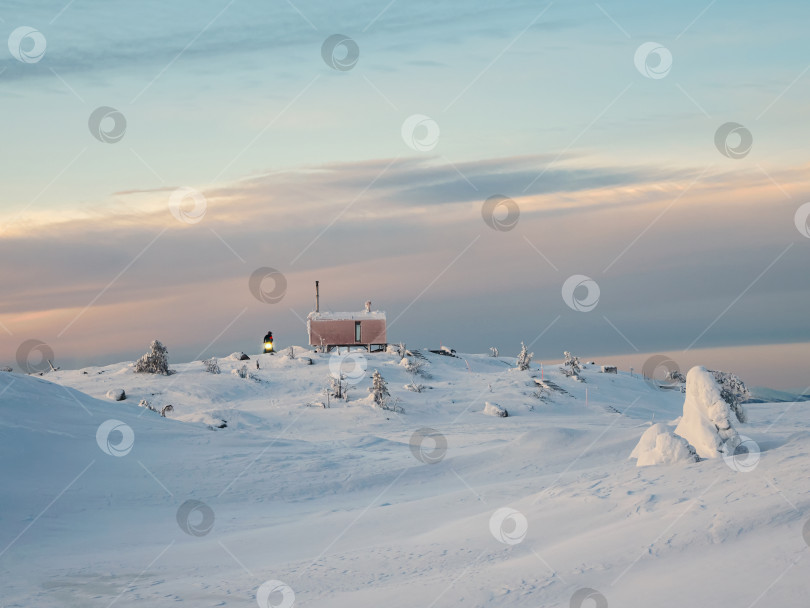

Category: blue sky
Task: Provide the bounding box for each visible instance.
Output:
[1,0,809,389]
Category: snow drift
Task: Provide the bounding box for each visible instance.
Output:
[631,423,698,466]
[3,350,806,607]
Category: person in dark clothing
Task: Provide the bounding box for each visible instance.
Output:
[263,331,274,353]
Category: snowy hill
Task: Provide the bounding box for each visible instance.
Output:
[1,349,809,607]
[747,386,810,404]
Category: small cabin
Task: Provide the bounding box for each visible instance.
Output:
[307,282,387,351]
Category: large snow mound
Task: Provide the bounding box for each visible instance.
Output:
[674,366,739,459]
[631,423,698,466]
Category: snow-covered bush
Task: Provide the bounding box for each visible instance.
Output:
[665,369,686,384]
[631,423,698,466]
[232,364,250,380]
[1,366,12,373]
[106,388,126,401]
[489,347,499,358]
[516,342,533,371]
[400,356,429,393]
[138,399,159,414]
[202,357,221,374]
[228,352,250,361]
[160,404,174,417]
[134,340,170,375]
[286,346,296,359]
[483,401,508,417]
[709,370,749,423]
[401,356,428,377]
[674,366,739,459]
[400,356,429,392]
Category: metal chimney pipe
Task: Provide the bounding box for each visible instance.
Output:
[315,281,320,312]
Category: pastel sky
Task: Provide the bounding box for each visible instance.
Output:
[1,0,809,389]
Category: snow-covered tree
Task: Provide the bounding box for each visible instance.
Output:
[202,357,221,374]
[370,369,390,407]
[489,347,499,358]
[369,369,401,411]
[674,366,739,458]
[709,370,750,423]
[328,374,348,400]
[134,340,170,375]
[560,351,584,381]
[516,342,533,371]
[563,351,581,373]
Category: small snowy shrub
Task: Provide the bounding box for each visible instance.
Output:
[1,366,12,373]
[134,340,170,375]
[489,347,499,358]
[138,399,159,414]
[160,404,174,417]
[232,364,250,379]
[401,355,431,388]
[483,401,508,417]
[516,342,533,371]
[202,357,221,374]
[286,346,296,359]
[402,357,428,377]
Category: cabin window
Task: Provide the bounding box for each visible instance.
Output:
[355,321,361,342]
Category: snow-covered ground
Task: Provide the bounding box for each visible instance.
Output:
[1,348,808,607]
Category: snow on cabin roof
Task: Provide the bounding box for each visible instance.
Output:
[307,310,386,321]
